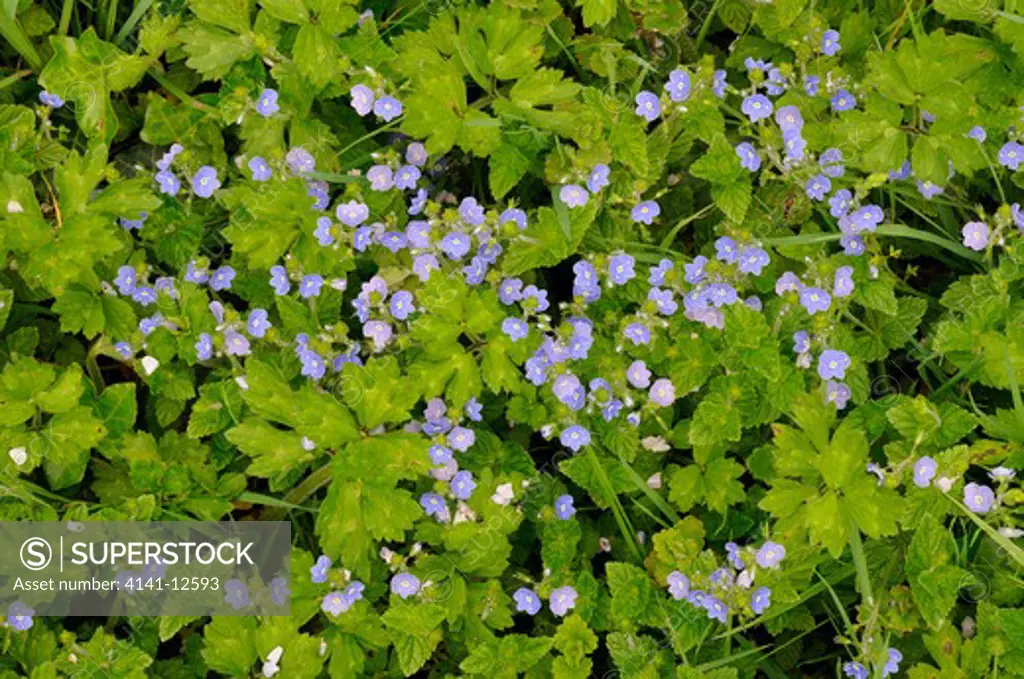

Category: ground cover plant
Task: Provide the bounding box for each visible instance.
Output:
[0,0,1023,676]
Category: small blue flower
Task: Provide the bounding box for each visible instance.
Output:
[608,254,635,285]
[843,662,868,679]
[819,148,845,177]
[555,494,576,519]
[800,287,831,315]
[913,457,938,488]
[549,586,578,616]
[882,648,903,678]
[448,426,475,452]
[256,88,280,117]
[373,96,402,121]
[155,170,180,195]
[703,596,728,623]
[624,322,651,345]
[247,308,272,338]
[741,94,772,122]
[38,91,64,108]
[224,330,251,357]
[755,541,786,568]
[286,147,315,175]
[502,317,529,341]
[7,601,35,630]
[310,555,332,583]
[667,571,689,600]
[514,588,542,615]
[804,74,820,96]
[391,573,420,599]
[560,425,591,451]
[459,197,485,225]
[224,579,249,610]
[270,265,290,295]
[389,290,415,320]
[736,142,760,171]
[248,156,272,181]
[299,274,324,298]
[818,349,850,379]
[440,232,471,260]
[209,266,235,292]
[834,266,855,298]
[560,184,589,208]
[737,247,770,275]
[751,587,772,614]
[367,165,393,191]
[805,174,831,201]
[635,91,660,121]
[775,105,803,134]
[335,200,369,226]
[631,200,660,224]
[394,165,421,190]
[191,166,220,198]
[420,492,450,522]
[195,333,213,361]
[664,69,691,102]
[821,29,841,56]
[830,89,856,112]
[450,470,476,500]
[465,397,482,422]
[587,164,610,193]
[499,207,527,230]
[713,70,727,98]
[350,84,374,116]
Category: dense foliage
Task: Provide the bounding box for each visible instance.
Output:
[1,0,1024,676]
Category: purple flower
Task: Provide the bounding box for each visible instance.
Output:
[502,317,529,341]
[209,302,225,324]
[156,170,180,195]
[635,91,660,121]
[114,342,133,359]
[389,290,414,320]
[889,160,912,181]
[210,266,235,291]
[373,96,402,121]
[831,89,856,112]
[665,69,691,101]
[391,573,420,599]
[967,126,986,142]
[114,266,137,295]
[751,587,772,614]
[964,483,995,513]
[608,254,635,285]
[560,425,591,452]
[465,397,482,422]
[321,590,353,616]
[248,308,272,338]
[715,237,739,263]
[311,555,332,583]
[650,258,673,285]
[247,156,272,181]
[363,320,392,351]
[222,330,250,357]
[783,130,806,160]
[299,274,323,298]
[450,470,476,500]
[300,349,326,380]
[192,166,220,198]
[39,91,64,108]
[736,142,760,171]
[120,213,147,230]
[707,283,738,307]
[499,278,524,305]
[336,200,369,226]
[834,266,854,297]
[286,147,315,175]
[804,74,820,96]
[825,380,851,409]
[800,287,831,315]
[406,142,427,166]
[549,586,578,616]
[224,579,249,610]
[394,165,420,190]
[649,378,675,407]
[703,596,728,623]
[842,235,866,256]
[631,200,660,224]
[459,196,485,226]
[667,571,689,600]
[514,588,542,615]
[350,84,374,115]
[553,373,584,409]
[7,602,34,630]
[805,174,831,201]
[367,165,393,191]
[256,88,279,116]
[917,179,945,199]
[725,543,744,570]
[819,148,845,177]
[849,205,884,233]
[882,648,902,678]
[777,272,802,295]
[684,256,706,284]
[448,426,475,452]
[829,189,852,218]
[587,164,610,193]
[627,360,652,388]
[755,541,786,568]
[560,184,589,208]
[1012,203,1024,229]
[195,333,213,361]
[775,105,803,134]
[843,662,868,679]
[821,29,841,56]
[741,94,772,122]
[623,322,650,344]
[962,221,989,251]
[998,141,1022,170]
[555,494,576,519]
[818,349,850,379]
[713,69,727,97]
[440,232,471,260]
[270,266,290,295]
[499,208,527,230]
[738,247,770,275]
[914,457,938,488]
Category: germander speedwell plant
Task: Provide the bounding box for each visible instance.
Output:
[1,0,1023,676]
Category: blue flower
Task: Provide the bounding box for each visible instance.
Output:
[736,142,760,172]
[38,91,64,108]
[464,397,482,422]
[450,470,476,500]
[819,148,845,177]
[119,212,147,230]
[406,142,427,166]
[247,309,272,338]
[555,494,576,519]
[775,105,803,134]
[751,587,772,614]
[964,482,995,513]
[804,75,820,96]
[549,586,578,616]
[821,29,841,56]
[195,333,213,361]
[849,205,884,233]
[715,236,739,263]
[321,590,353,616]
[391,573,420,599]
[440,232,471,260]
[299,349,326,380]
[394,165,421,190]
[882,648,902,677]
[114,342,133,359]
[707,282,738,307]
[631,200,660,224]
[917,179,944,199]
[299,274,323,298]
[256,88,280,117]
[114,266,137,296]
[649,258,673,285]
[703,596,728,623]
[741,94,772,122]
[367,165,393,191]
[755,541,786,568]
[270,265,290,295]
[738,247,770,275]
[373,96,402,121]
[499,207,527,230]
[667,571,689,600]
[155,170,180,195]
[998,141,1023,170]
[818,349,850,379]
[335,200,369,226]
[967,126,986,142]
[389,290,415,320]
[799,287,831,315]
[962,221,989,251]
[560,425,591,452]
[587,164,610,193]
[514,588,542,615]
[834,266,854,298]
[209,266,235,291]
[783,130,806,160]
[7,601,35,630]
[223,329,251,357]
[826,380,851,409]
[191,166,220,198]
[649,287,677,315]
[184,261,208,285]
[624,322,651,345]
[608,254,635,285]
[502,317,529,341]
[776,272,802,295]
[350,84,374,116]
[664,69,691,101]
[627,360,652,388]
[804,174,830,201]
[831,89,856,112]
[635,91,660,121]
[420,492,450,522]
[363,320,392,351]
[713,69,727,97]
[248,156,272,181]
[829,189,852,218]
[889,160,912,180]
[286,147,315,175]
[842,662,868,679]
[522,285,549,312]
[459,196,485,225]
[560,184,588,208]
[913,456,938,488]
[448,426,475,452]
[725,542,745,569]
[310,555,332,583]
[224,579,249,610]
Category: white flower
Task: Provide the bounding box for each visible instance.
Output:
[989,466,1016,480]
[8,447,27,466]
[646,472,662,489]
[999,527,1023,539]
[737,570,754,589]
[641,436,670,452]
[141,356,160,375]
[262,645,283,678]
[301,437,316,451]
[454,502,476,524]
[491,483,514,506]
[379,546,395,562]
[599,537,612,552]
[7,199,23,213]
[234,376,249,390]
[318,639,328,656]
[936,476,955,493]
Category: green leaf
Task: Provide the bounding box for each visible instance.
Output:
[489,141,531,199]
[577,0,616,28]
[554,614,598,662]
[201,617,258,676]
